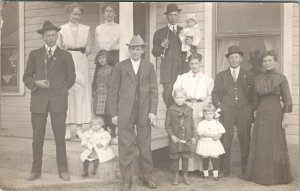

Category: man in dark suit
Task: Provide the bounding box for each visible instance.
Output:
[23,21,76,181]
[212,45,254,177]
[152,4,186,108]
[109,35,158,191]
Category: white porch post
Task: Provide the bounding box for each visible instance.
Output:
[119,2,134,61]
[204,3,213,77]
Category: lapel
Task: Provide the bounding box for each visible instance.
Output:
[139,59,146,82]
[225,69,234,83]
[125,59,136,83]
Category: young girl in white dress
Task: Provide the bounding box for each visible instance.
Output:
[196,104,225,181]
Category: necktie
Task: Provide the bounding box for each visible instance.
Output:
[172,25,176,34]
[232,69,237,82]
[48,48,53,58]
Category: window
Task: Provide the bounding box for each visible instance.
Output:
[215,3,282,75]
[1,2,24,95]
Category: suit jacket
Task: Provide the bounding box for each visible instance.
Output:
[165,103,195,153]
[152,26,185,83]
[23,46,76,113]
[109,58,158,128]
[212,68,254,110]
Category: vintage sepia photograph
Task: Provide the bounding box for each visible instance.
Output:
[0,1,298,191]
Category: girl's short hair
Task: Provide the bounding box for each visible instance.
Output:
[94,50,112,66]
[173,87,187,98]
[65,3,84,14]
[261,50,278,62]
[188,53,202,63]
[202,103,216,113]
[102,3,119,14]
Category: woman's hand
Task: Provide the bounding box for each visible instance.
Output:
[282,115,289,129]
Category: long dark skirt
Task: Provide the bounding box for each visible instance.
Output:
[245,96,292,185]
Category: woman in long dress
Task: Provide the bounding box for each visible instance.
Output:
[245,50,293,185]
[57,3,92,139]
[173,53,214,171]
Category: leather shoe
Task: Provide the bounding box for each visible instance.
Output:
[27,173,41,181]
[120,182,132,191]
[143,179,157,189]
[59,172,70,181]
[213,176,219,181]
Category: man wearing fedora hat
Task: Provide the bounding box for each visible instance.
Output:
[23,20,76,181]
[109,35,158,191]
[152,4,186,108]
[212,45,254,178]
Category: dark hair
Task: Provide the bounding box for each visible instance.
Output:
[94,50,111,66]
[102,3,118,14]
[261,50,278,62]
[188,53,202,63]
[65,3,84,14]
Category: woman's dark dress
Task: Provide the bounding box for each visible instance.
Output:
[245,70,293,185]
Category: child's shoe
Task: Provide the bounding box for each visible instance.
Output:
[203,176,209,179]
[203,170,209,179]
[213,170,219,181]
[183,173,191,185]
[81,160,89,177]
[213,176,219,181]
[172,173,179,185]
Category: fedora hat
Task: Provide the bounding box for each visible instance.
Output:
[164,4,182,15]
[126,35,147,47]
[226,45,243,58]
[36,20,61,34]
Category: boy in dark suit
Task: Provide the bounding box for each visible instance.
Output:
[212,45,254,177]
[23,21,76,181]
[109,35,158,191]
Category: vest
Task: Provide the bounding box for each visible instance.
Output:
[131,66,141,117]
[222,77,248,108]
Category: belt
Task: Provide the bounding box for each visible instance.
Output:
[186,98,204,103]
[67,48,85,54]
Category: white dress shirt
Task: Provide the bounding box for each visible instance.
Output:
[130,59,141,75]
[45,44,57,57]
[168,23,178,33]
[230,66,240,81]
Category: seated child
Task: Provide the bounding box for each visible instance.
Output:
[165,87,196,185]
[196,104,225,181]
[179,17,201,62]
[80,116,115,177]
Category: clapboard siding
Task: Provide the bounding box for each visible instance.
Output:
[289,3,299,143]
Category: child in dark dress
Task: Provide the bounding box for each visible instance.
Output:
[165,87,196,185]
[92,50,116,138]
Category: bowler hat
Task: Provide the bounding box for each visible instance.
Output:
[126,35,147,47]
[226,45,243,58]
[164,4,182,15]
[36,20,61,34]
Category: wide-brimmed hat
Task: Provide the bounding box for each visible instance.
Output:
[126,35,147,47]
[164,4,182,15]
[36,20,61,34]
[226,45,243,58]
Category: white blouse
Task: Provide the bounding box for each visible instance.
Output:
[95,21,120,51]
[173,71,214,101]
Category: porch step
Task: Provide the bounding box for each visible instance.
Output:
[0,137,119,179]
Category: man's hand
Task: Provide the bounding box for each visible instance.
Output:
[35,80,50,89]
[148,113,156,127]
[185,37,193,46]
[191,138,196,145]
[171,135,179,144]
[112,116,118,126]
[161,39,169,49]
